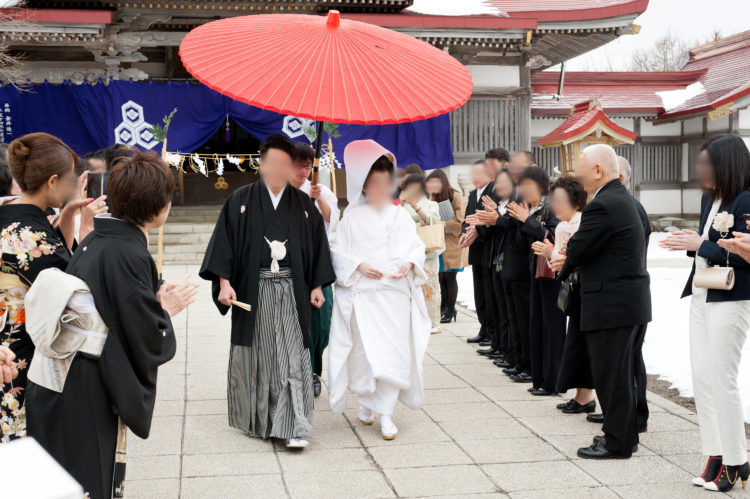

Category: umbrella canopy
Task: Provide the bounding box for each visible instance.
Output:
[179,10,472,125]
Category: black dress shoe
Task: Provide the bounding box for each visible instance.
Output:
[440,310,457,323]
[586,413,605,424]
[467,335,483,344]
[510,371,533,383]
[479,339,492,347]
[476,347,496,356]
[502,366,520,376]
[577,439,629,459]
[562,400,597,414]
[557,399,575,410]
[529,388,555,396]
[592,435,638,453]
[487,352,504,360]
[494,358,512,368]
[312,374,322,398]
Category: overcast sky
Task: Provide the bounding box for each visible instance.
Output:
[561,0,750,71]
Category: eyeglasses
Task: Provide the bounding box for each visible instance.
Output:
[295,162,313,171]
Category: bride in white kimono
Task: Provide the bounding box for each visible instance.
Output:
[328,140,431,440]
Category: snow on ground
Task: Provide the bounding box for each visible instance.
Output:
[455,232,750,421]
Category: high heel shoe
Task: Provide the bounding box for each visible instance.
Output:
[693,456,722,486]
[704,461,750,492]
[440,310,457,324]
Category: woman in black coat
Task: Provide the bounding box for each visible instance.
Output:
[508,167,566,395]
[661,134,750,492]
[26,152,198,499]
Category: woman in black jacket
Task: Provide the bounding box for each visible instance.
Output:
[508,167,566,395]
[661,134,750,492]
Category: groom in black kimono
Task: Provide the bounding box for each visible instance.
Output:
[200,134,335,448]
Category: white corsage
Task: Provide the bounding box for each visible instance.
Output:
[264,237,287,274]
[712,211,734,236]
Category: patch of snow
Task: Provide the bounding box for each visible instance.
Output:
[656,82,705,112]
[455,232,750,422]
[406,0,503,16]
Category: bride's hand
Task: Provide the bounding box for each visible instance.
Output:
[357,262,384,280]
[391,262,413,279]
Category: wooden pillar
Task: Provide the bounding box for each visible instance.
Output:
[632,118,642,197]
[516,57,532,152]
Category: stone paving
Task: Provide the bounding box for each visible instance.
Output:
[123,264,748,498]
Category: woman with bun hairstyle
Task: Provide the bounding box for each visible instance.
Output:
[0,132,104,442]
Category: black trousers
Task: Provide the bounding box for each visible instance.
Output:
[473,264,497,342]
[556,285,594,392]
[634,325,649,430]
[491,268,510,353]
[502,278,531,372]
[529,277,567,392]
[586,324,646,457]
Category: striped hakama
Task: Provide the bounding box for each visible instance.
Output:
[227,269,314,440]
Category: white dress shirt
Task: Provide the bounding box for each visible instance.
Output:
[299,179,341,235]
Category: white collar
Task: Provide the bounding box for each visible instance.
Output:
[266,184,286,210]
[299,179,311,194]
[477,182,490,197]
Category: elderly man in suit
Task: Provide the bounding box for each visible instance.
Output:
[585,156,652,433]
[553,144,652,459]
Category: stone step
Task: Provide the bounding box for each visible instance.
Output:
[154,223,216,235]
[148,232,212,245]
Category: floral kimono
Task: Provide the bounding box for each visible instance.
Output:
[0,203,70,442]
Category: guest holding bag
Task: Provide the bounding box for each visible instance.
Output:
[508,167,565,393]
[539,176,595,413]
[426,170,468,324]
[660,134,750,492]
[401,174,444,333]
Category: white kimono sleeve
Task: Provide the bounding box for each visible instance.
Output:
[330,213,365,288]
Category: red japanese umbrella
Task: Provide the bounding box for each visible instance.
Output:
[179,10,472,181]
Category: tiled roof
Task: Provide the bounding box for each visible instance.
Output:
[654,30,750,122]
[485,0,649,22]
[531,71,706,117]
[538,99,637,146]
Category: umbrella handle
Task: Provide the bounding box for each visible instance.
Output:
[312,121,324,186]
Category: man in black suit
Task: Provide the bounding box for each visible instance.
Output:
[554,144,652,459]
[460,160,497,346]
[586,157,652,433]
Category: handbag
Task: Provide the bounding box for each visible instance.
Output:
[417,216,446,252]
[694,241,736,291]
[557,272,578,314]
[694,266,735,290]
[534,229,555,280]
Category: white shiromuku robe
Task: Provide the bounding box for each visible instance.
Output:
[328,202,431,415]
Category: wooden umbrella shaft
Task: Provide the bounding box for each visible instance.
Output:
[311,121,324,186]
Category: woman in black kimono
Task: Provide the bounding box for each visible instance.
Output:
[26,151,197,499]
[0,132,96,442]
[508,166,566,396]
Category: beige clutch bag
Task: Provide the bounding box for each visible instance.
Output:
[694,266,735,290]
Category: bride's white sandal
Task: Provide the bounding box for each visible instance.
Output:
[359,405,375,425]
[380,415,398,440]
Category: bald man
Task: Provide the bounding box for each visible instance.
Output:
[555,144,652,460]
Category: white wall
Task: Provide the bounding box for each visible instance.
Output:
[683,117,703,135]
[640,118,681,137]
[639,189,683,216]
[530,118,565,139]
[466,65,520,92]
[739,109,750,129]
[682,188,702,215]
[707,115,730,133]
